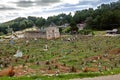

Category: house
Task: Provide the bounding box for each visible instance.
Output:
[46,27,60,39]
[24,26,60,40]
[77,23,86,30]
[58,23,69,28]
[106,29,118,34]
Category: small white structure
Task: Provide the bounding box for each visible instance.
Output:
[112,29,118,32]
[43,45,48,51]
[46,27,60,39]
[77,23,86,30]
[106,29,118,34]
[14,50,23,58]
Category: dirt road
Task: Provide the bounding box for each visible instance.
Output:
[71,74,120,80]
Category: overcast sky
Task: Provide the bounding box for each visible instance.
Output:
[0,0,118,23]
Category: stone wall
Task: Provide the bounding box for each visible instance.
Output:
[24,27,60,39]
[24,31,46,39]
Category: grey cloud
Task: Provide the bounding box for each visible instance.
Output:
[36,0,61,6]
[14,1,34,7]
[0,5,17,11]
[38,0,61,3]
[14,0,61,8]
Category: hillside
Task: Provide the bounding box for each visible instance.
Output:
[0,35,120,79]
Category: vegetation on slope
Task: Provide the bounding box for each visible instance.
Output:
[1,35,120,79]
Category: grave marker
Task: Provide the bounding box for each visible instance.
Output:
[14,49,23,58]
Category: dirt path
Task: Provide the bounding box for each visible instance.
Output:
[71,74,120,80]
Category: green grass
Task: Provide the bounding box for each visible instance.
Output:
[1,35,120,79]
[94,30,106,35]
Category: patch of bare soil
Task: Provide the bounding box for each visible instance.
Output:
[14,65,36,77]
[71,74,120,80]
[109,48,120,54]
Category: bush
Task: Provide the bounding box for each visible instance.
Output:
[78,29,94,35]
[0,32,4,36]
[62,26,71,34]
[117,27,120,34]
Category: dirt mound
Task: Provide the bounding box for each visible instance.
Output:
[85,56,102,62]
[0,66,15,77]
[83,67,98,72]
[109,48,120,54]
[14,65,36,77]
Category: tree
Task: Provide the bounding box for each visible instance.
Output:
[35,18,46,27]
[0,32,4,36]
[19,21,26,30]
[6,26,13,34]
[28,16,37,23]
[85,17,93,29]
[70,20,78,33]
[24,20,34,28]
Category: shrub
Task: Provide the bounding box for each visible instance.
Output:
[78,29,94,35]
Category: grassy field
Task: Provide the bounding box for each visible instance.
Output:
[0,35,120,79]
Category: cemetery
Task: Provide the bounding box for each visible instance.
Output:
[0,35,120,79]
[0,0,120,79]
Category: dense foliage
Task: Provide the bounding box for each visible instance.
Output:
[0,0,120,35]
[74,0,120,30]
